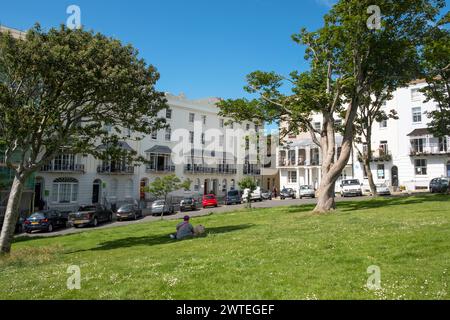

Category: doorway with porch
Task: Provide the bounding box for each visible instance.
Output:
[391,166,399,191]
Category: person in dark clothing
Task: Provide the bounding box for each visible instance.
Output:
[170,215,194,240]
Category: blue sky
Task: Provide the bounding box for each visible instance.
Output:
[1,0,448,131]
[0,0,335,100]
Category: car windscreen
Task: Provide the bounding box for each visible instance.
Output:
[78,206,97,212]
[342,180,359,186]
[228,191,239,196]
[29,213,47,219]
[300,186,312,190]
[119,205,134,210]
[153,201,165,206]
[205,195,215,199]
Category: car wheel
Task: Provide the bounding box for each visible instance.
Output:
[47,224,53,233]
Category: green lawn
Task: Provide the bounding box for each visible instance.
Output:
[1,194,449,300]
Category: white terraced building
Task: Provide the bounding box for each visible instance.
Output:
[277,80,450,194]
[35,93,273,212]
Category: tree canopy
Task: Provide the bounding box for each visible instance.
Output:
[219,0,445,213]
[0,25,168,253]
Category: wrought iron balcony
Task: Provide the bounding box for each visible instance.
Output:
[145,165,176,173]
[410,144,450,156]
[97,165,134,175]
[184,164,237,175]
[358,150,392,162]
[41,163,85,173]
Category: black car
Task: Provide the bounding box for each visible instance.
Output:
[430,178,449,193]
[180,197,197,212]
[116,204,143,221]
[69,204,113,228]
[280,188,296,200]
[226,190,242,205]
[0,213,24,234]
[24,210,68,233]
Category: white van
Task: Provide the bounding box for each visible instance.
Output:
[340,179,363,197]
[242,187,263,202]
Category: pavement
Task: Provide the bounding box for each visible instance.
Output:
[16,193,413,238]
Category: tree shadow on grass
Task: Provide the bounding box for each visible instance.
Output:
[336,194,449,212]
[67,224,255,253]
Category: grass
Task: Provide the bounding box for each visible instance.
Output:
[0,194,449,300]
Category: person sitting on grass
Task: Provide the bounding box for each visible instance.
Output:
[170,215,194,240]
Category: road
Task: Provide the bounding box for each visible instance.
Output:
[18,194,388,238]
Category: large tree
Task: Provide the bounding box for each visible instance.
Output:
[0,25,168,254]
[218,0,444,213]
[421,13,450,137]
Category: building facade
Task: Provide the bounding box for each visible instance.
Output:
[277,81,450,194]
[35,93,265,212]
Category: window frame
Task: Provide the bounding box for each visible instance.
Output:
[412,107,422,123]
[414,159,427,176]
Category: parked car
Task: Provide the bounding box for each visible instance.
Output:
[340,179,363,197]
[202,194,218,208]
[242,187,263,202]
[280,188,296,200]
[430,178,450,193]
[24,210,68,233]
[261,189,273,200]
[376,183,391,196]
[225,190,242,205]
[0,213,24,234]
[69,205,113,228]
[151,200,175,216]
[180,197,197,212]
[299,185,316,199]
[116,204,143,221]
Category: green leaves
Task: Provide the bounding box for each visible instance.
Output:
[144,174,192,199]
[238,177,257,192]
[421,21,450,137]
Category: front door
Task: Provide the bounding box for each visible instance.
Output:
[92,181,101,204]
[204,180,209,195]
[34,181,43,210]
[391,166,399,187]
[157,156,165,171]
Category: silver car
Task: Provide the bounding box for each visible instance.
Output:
[376,183,391,196]
[151,200,175,216]
[299,185,316,199]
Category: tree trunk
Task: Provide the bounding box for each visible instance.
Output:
[314,101,359,213]
[0,174,26,254]
[315,177,337,213]
[363,156,377,197]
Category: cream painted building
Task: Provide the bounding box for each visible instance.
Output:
[36,93,266,212]
[277,81,450,194]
